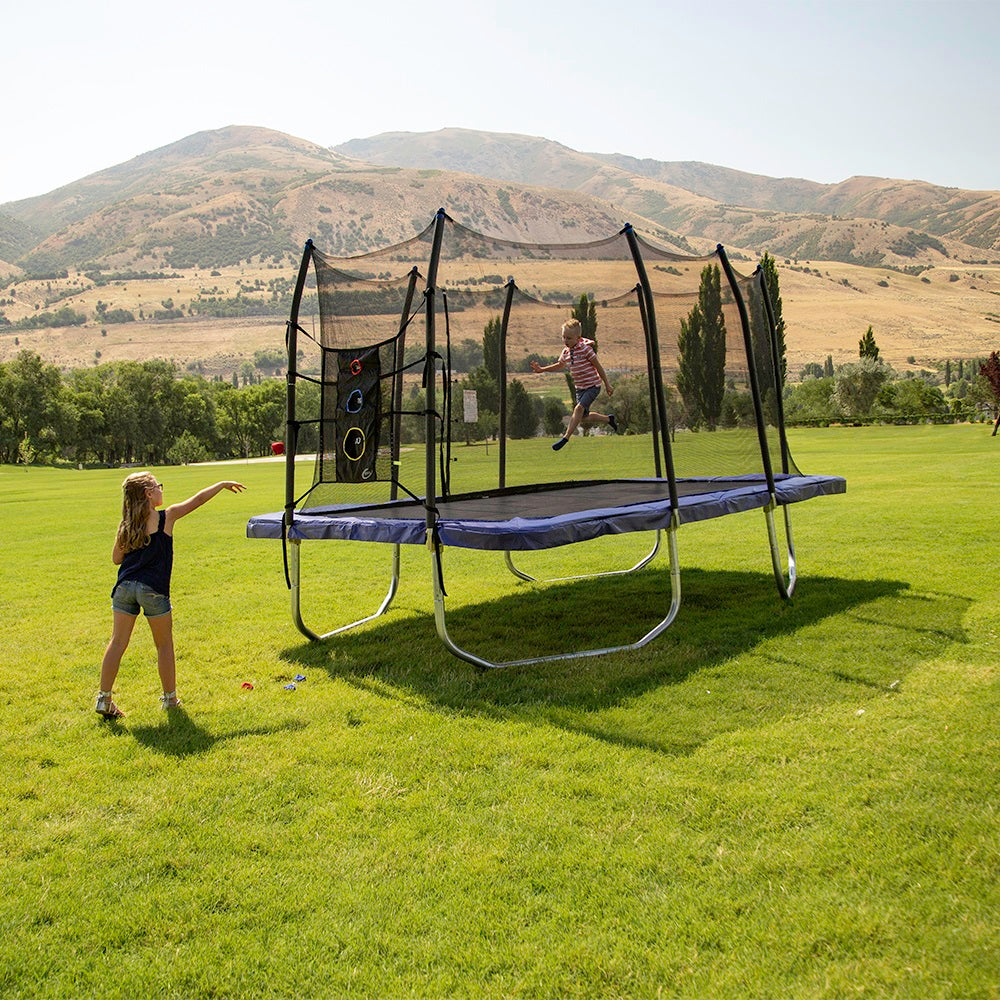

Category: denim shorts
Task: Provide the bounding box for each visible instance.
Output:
[575,384,601,414]
[112,580,172,618]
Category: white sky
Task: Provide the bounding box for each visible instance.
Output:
[3,0,998,205]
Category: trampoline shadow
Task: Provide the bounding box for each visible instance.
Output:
[280,569,970,757]
[130,707,307,758]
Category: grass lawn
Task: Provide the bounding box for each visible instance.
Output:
[1,424,998,999]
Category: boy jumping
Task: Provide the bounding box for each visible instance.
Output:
[530,318,618,450]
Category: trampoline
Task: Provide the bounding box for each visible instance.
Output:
[248,210,846,668]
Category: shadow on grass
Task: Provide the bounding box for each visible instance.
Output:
[130,707,307,757]
[280,568,970,757]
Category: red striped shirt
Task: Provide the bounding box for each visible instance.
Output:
[560,338,601,389]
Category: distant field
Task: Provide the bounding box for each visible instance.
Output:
[3,258,1000,377]
[1,425,999,997]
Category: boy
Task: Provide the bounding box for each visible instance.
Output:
[530,318,618,450]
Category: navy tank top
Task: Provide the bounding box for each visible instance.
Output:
[112,509,174,598]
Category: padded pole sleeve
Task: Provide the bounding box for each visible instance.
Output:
[756,267,792,475]
[285,240,314,531]
[424,210,447,533]
[498,279,516,489]
[718,245,776,493]
[623,224,678,511]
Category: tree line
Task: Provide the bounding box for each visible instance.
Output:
[0,352,311,466]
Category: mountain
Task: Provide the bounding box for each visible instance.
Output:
[2,125,998,278]
[335,128,1000,267]
[3,126,999,375]
[589,151,1000,252]
[0,126,694,275]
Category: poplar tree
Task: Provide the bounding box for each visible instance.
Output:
[677,264,727,430]
[572,293,598,345]
[859,326,880,360]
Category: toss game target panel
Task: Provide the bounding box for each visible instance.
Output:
[323,346,383,483]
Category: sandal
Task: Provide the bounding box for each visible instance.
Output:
[160,691,182,710]
[95,691,125,719]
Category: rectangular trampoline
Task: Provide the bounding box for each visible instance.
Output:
[248,211,847,669]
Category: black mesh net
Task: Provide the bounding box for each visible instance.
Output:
[288,211,797,513]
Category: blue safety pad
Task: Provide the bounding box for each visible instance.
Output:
[247,475,845,551]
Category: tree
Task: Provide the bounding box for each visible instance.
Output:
[834,357,889,417]
[166,430,210,465]
[568,295,599,409]
[824,355,835,378]
[978,351,1000,435]
[542,396,568,436]
[755,252,787,383]
[506,379,538,438]
[784,377,836,424]
[571,294,598,344]
[881,378,947,418]
[610,374,652,435]
[461,365,500,416]
[677,264,727,430]
[482,315,503,387]
[859,326,880,360]
[2,351,64,462]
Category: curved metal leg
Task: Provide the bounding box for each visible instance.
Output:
[765,500,797,600]
[503,531,662,583]
[290,539,400,641]
[432,526,681,670]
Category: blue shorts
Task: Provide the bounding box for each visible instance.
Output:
[112,580,172,618]
[575,384,601,414]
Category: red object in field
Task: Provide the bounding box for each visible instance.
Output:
[271,442,285,455]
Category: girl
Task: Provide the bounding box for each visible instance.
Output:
[96,472,246,719]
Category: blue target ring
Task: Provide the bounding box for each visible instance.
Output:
[346,388,363,413]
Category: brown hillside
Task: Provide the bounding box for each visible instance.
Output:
[339,129,1000,265]
[3,126,1000,379]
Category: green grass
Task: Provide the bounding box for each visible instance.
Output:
[2,425,999,999]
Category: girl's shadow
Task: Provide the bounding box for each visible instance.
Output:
[130,706,305,757]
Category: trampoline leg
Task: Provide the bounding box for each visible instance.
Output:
[765,501,797,600]
[290,539,401,641]
[431,525,681,670]
[503,531,662,584]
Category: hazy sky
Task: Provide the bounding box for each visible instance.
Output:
[4,0,997,204]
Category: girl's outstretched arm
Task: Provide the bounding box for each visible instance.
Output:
[166,481,246,527]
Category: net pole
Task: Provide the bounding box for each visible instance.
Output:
[623,224,678,510]
[756,266,792,475]
[717,245,776,493]
[634,283,663,479]
[392,268,420,498]
[424,209,447,530]
[497,279,516,488]
[284,240,314,532]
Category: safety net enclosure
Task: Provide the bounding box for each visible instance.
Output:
[247,210,845,668]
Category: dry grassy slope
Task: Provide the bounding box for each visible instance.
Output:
[4,125,997,276]
[340,128,1000,264]
[3,126,1000,376]
[0,128,694,271]
[590,153,1000,249]
[3,258,998,376]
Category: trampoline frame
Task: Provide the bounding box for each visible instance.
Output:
[258,210,839,669]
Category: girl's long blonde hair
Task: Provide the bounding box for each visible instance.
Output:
[116,471,158,554]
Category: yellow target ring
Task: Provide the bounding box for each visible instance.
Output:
[342,427,366,461]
